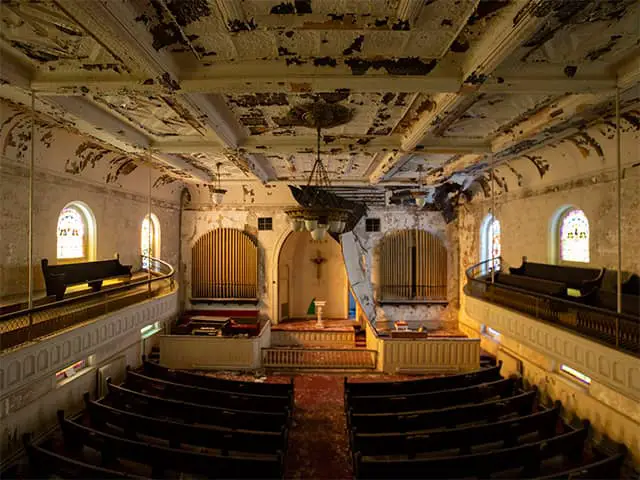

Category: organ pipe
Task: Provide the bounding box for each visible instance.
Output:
[191,228,258,299]
[380,230,447,301]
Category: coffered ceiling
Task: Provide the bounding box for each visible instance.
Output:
[1,0,638,194]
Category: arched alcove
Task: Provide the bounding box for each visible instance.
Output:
[277,232,348,322]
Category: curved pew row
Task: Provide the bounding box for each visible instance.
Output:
[106,380,288,433]
[57,411,283,479]
[349,389,537,434]
[142,359,294,399]
[347,377,518,414]
[351,402,562,459]
[344,362,502,398]
[23,433,147,479]
[85,393,287,456]
[125,368,291,414]
[532,448,628,480]
[354,422,589,479]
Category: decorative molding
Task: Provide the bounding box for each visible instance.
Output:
[380,337,480,374]
[0,290,178,405]
[463,295,640,401]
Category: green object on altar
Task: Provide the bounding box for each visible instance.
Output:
[307,298,316,315]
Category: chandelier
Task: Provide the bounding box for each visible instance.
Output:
[211,162,227,205]
[285,101,353,241]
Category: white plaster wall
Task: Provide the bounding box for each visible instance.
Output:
[350,207,459,330]
[0,102,182,298]
[458,123,640,302]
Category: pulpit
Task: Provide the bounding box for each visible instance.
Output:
[314,300,326,328]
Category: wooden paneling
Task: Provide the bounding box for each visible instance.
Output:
[379,230,447,301]
[191,228,258,300]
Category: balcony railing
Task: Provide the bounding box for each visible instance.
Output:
[0,256,175,351]
[465,258,639,356]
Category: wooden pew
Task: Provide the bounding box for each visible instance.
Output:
[84,393,287,456]
[57,411,283,479]
[106,380,288,433]
[351,403,561,459]
[142,359,294,399]
[355,422,589,479]
[344,362,502,398]
[347,377,516,414]
[23,433,147,479]
[533,448,627,479]
[349,389,537,434]
[493,272,567,297]
[509,259,604,297]
[41,258,132,300]
[125,369,291,414]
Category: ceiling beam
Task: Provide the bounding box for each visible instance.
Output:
[28,71,621,96]
[57,0,181,84]
[368,0,553,183]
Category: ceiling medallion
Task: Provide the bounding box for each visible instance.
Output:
[285,101,354,240]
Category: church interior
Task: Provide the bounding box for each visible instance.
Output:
[0,0,638,478]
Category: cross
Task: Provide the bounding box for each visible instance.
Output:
[310,250,327,280]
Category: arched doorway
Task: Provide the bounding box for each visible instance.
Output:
[277,231,348,322]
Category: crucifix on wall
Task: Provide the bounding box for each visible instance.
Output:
[311,250,327,280]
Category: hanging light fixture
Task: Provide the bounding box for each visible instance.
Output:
[211,162,227,205]
[284,101,353,238]
[412,164,428,208]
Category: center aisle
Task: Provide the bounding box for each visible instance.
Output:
[284,375,352,479]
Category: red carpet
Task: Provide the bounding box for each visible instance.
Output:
[284,375,352,479]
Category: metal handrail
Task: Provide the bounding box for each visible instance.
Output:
[0,256,175,323]
[465,257,638,355]
[465,257,638,322]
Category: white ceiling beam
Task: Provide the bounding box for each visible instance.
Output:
[179,93,246,148]
[57,0,181,82]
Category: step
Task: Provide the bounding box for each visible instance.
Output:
[262,347,377,370]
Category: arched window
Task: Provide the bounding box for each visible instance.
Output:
[141,213,161,269]
[56,202,96,262]
[480,214,501,272]
[559,208,589,263]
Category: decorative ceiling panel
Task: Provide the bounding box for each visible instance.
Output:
[0,0,126,73]
[266,151,375,181]
[225,91,417,137]
[392,153,458,180]
[442,93,558,139]
[92,94,204,137]
[131,0,477,68]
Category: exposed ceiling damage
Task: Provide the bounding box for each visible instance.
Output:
[0,0,638,218]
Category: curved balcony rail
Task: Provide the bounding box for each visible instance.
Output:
[465,258,639,356]
[0,256,175,352]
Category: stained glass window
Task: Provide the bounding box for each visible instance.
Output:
[141,214,160,269]
[141,216,154,269]
[488,218,501,270]
[560,209,589,263]
[481,215,501,272]
[57,207,86,260]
